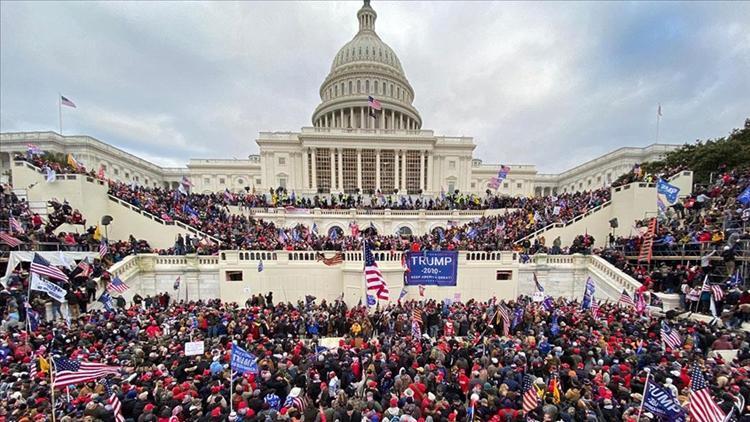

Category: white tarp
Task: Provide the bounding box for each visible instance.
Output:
[2,251,98,282]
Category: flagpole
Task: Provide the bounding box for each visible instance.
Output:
[655,104,661,143]
[638,369,651,418]
[51,359,57,422]
[58,93,63,135]
[229,370,234,414]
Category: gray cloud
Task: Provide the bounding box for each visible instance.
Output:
[2,1,748,172]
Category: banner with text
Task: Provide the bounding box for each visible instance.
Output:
[405,251,458,286]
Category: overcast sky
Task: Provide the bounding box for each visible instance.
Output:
[1,1,748,173]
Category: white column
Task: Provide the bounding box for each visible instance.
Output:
[337,148,344,191]
[426,152,433,193]
[390,110,395,130]
[401,150,407,192]
[360,107,364,129]
[350,107,354,128]
[380,111,385,129]
[341,109,345,128]
[329,149,335,192]
[311,149,318,191]
[356,149,362,191]
[324,114,328,127]
[419,150,425,192]
[399,113,404,130]
[375,149,381,192]
[394,150,399,192]
[302,150,309,190]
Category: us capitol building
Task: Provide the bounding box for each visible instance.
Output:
[0,1,678,197]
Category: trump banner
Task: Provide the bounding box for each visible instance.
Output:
[404,251,458,286]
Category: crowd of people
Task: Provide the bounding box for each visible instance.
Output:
[1,287,749,421]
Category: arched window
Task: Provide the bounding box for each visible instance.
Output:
[334,85,338,96]
[390,84,393,97]
[328,226,344,238]
[374,80,378,94]
[348,81,352,94]
[365,80,369,92]
[396,226,413,237]
[382,81,386,94]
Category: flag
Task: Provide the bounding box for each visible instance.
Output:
[26,143,42,155]
[549,373,561,404]
[258,259,264,272]
[93,225,103,241]
[738,185,750,206]
[642,378,686,422]
[60,95,76,108]
[101,379,125,422]
[230,344,259,375]
[98,291,114,312]
[29,350,38,380]
[533,272,544,292]
[349,221,359,237]
[618,289,635,307]
[317,252,343,266]
[660,321,682,349]
[66,153,80,170]
[312,223,319,235]
[173,276,181,290]
[0,232,22,247]
[419,285,425,297]
[366,294,376,307]
[413,308,423,325]
[487,177,500,190]
[550,312,560,336]
[650,293,663,309]
[498,165,510,180]
[106,276,129,294]
[591,300,600,319]
[688,366,724,422]
[25,302,40,331]
[97,165,105,179]
[522,374,538,414]
[635,291,648,314]
[497,305,510,336]
[30,273,67,302]
[9,216,23,233]
[411,320,422,339]
[52,357,120,388]
[364,242,389,301]
[542,296,554,312]
[581,277,596,310]
[30,253,68,281]
[657,103,663,117]
[99,240,109,259]
[74,258,92,279]
[45,167,57,183]
[399,287,408,300]
[709,284,724,302]
[367,95,382,111]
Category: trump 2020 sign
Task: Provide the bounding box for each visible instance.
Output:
[405,251,458,286]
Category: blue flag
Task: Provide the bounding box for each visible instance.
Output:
[542,296,554,312]
[399,287,408,300]
[25,303,40,331]
[257,260,264,272]
[738,185,750,205]
[581,277,596,310]
[511,307,524,329]
[230,344,258,374]
[550,312,560,337]
[98,291,114,312]
[642,379,686,422]
[366,294,376,307]
[657,178,680,204]
[312,223,319,235]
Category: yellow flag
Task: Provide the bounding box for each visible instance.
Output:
[39,356,50,373]
[67,153,79,170]
[93,225,102,241]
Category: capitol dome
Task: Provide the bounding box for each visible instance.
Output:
[312,0,422,131]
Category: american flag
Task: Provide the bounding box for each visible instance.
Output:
[618,289,635,307]
[498,165,511,180]
[591,300,600,319]
[9,216,23,233]
[74,258,92,279]
[106,276,129,294]
[367,95,382,111]
[487,177,500,189]
[635,291,648,314]
[522,374,538,414]
[0,231,22,247]
[660,321,682,349]
[364,242,389,300]
[52,357,120,387]
[413,308,423,325]
[497,305,510,336]
[317,252,343,266]
[99,240,109,259]
[101,378,125,422]
[30,253,68,281]
[689,366,725,422]
[60,95,76,108]
[709,284,724,302]
[411,320,422,339]
[29,350,38,380]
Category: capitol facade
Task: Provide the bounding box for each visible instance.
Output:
[0,1,678,197]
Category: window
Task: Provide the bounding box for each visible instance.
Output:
[448,160,456,170]
[255,178,261,185]
[597,176,602,182]
[496,270,512,281]
[225,271,243,281]
[348,81,352,94]
[342,149,357,193]
[365,80,369,92]
[219,178,225,185]
[204,178,210,185]
[447,182,456,193]
[237,178,244,185]
[471,182,476,188]
[278,157,286,165]
[503,182,509,188]
[397,226,412,236]
[101,164,107,171]
[390,84,393,97]
[361,149,376,193]
[279,177,287,189]
[517,183,522,189]
[357,80,361,93]
[379,150,394,192]
[374,80,378,94]
[315,148,332,191]
[334,85,338,96]
[405,150,421,193]
[135,176,139,182]
[114,169,119,176]
[125,172,129,178]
